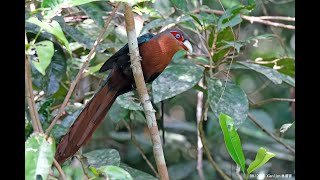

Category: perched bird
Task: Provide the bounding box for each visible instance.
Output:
[55,28,193,164]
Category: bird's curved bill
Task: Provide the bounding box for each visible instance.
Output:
[183,40,193,54]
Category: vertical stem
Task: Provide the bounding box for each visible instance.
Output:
[124,3,169,180]
[25,33,43,133]
[196,79,205,180]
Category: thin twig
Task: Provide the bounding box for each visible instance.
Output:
[124,3,169,180]
[250,98,295,108]
[199,114,231,180]
[45,3,120,136]
[25,33,43,133]
[195,30,214,77]
[248,113,295,154]
[193,9,295,30]
[236,165,243,180]
[256,16,295,21]
[53,159,67,180]
[122,120,159,177]
[26,33,66,180]
[196,79,205,180]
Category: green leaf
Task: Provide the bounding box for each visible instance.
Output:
[259,57,295,77]
[42,0,108,8]
[108,101,130,122]
[79,2,108,27]
[247,147,275,175]
[141,16,192,34]
[235,61,295,87]
[32,41,54,75]
[217,6,244,32]
[219,113,246,174]
[27,17,71,54]
[190,14,202,26]
[116,92,143,111]
[38,98,55,124]
[31,44,67,95]
[97,165,133,180]
[152,64,204,103]
[53,17,102,51]
[25,133,56,180]
[83,149,121,168]
[120,163,158,180]
[170,0,188,11]
[207,78,248,128]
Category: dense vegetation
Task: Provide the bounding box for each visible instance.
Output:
[25,0,295,179]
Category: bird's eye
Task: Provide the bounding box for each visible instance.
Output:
[175,34,181,39]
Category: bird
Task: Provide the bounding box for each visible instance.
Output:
[55,28,193,164]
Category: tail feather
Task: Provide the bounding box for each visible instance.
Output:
[55,69,130,164]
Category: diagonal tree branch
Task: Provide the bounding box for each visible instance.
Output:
[193,9,295,30]
[124,3,169,180]
[248,113,295,154]
[45,3,120,136]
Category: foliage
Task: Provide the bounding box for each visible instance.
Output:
[25,0,295,179]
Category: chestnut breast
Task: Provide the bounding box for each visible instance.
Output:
[139,33,183,82]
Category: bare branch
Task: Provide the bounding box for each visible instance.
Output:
[124,3,169,180]
[250,98,295,108]
[193,9,295,30]
[25,33,43,133]
[53,159,67,180]
[196,79,205,180]
[45,3,120,136]
[248,113,295,154]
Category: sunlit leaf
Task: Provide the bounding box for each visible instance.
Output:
[27,17,71,54]
[32,41,54,75]
[25,133,56,180]
[247,147,275,175]
[141,16,192,34]
[219,113,246,174]
[280,123,294,133]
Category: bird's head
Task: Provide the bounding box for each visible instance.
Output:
[167,28,193,54]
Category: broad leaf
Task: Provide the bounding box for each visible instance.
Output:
[152,64,204,103]
[25,133,56,180]
[170,0,188,12]
[234,61,295,87]
[31,44,67,95]
[217,6,244,32]
[42,0,108,9]
[141,16,192,34]
[207,78,248,128]
[32,41,54,75]
[79,2,107,27]
[97,165,133,180]
[247,147,275,175]
[219,113,246,174]
[120,163,158,180]
[27,17,71,54]
[116,92,143,111]
[83,149,121,168]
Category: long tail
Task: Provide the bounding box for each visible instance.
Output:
[55,69,130,164]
